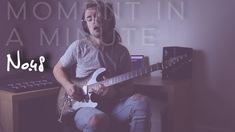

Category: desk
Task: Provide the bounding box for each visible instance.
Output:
[0,76,192,132]
[0,87,60,132]
[134,76,192,132]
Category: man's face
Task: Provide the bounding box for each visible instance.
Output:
[84,7,103,38]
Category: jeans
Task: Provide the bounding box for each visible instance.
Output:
[74,93,151,132]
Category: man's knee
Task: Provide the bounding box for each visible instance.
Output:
[130,94,149,101]
[88,113,109,128]
[129,94,150,110]
[129,94,151,132]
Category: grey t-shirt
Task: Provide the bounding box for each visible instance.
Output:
[59,37,132,78]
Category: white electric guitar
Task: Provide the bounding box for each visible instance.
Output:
[57,54,191,122]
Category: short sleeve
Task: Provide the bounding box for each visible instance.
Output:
[59,41,78,68]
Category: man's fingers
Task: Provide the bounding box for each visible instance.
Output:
[97,83,106,95]
[102,76,107,80]
[70,88,74,94]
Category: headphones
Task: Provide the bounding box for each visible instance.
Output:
[81,2,116,34]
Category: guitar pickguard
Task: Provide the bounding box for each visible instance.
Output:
[57,68,106,116]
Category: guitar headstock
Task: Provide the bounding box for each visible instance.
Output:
[162,53,192,79]
[162,54,192,69]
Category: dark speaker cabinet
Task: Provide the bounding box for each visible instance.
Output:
[162,47,193,80]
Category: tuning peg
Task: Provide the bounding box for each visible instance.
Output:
[165,65,168,69]
[177,58,180,62]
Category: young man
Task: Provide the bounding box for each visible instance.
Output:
[53,1,151,132]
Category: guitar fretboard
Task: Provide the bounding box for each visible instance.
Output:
[88,63,162,90]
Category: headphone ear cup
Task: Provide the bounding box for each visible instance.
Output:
[82,20,90,34]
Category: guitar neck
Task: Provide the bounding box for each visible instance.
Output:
[89,63,162,89]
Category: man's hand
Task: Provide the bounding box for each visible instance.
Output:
[92,83,108,96]
[64,84,84,101]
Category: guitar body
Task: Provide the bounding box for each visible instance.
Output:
[57,68,106,116]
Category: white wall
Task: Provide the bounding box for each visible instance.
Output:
[114,0,235,131]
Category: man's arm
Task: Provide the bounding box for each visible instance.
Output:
[53,62,82,100]
[53,62,73,88]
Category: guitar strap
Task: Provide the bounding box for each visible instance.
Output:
[98,50,109,77]
[98,45,117,78]
[97,48,122,110]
